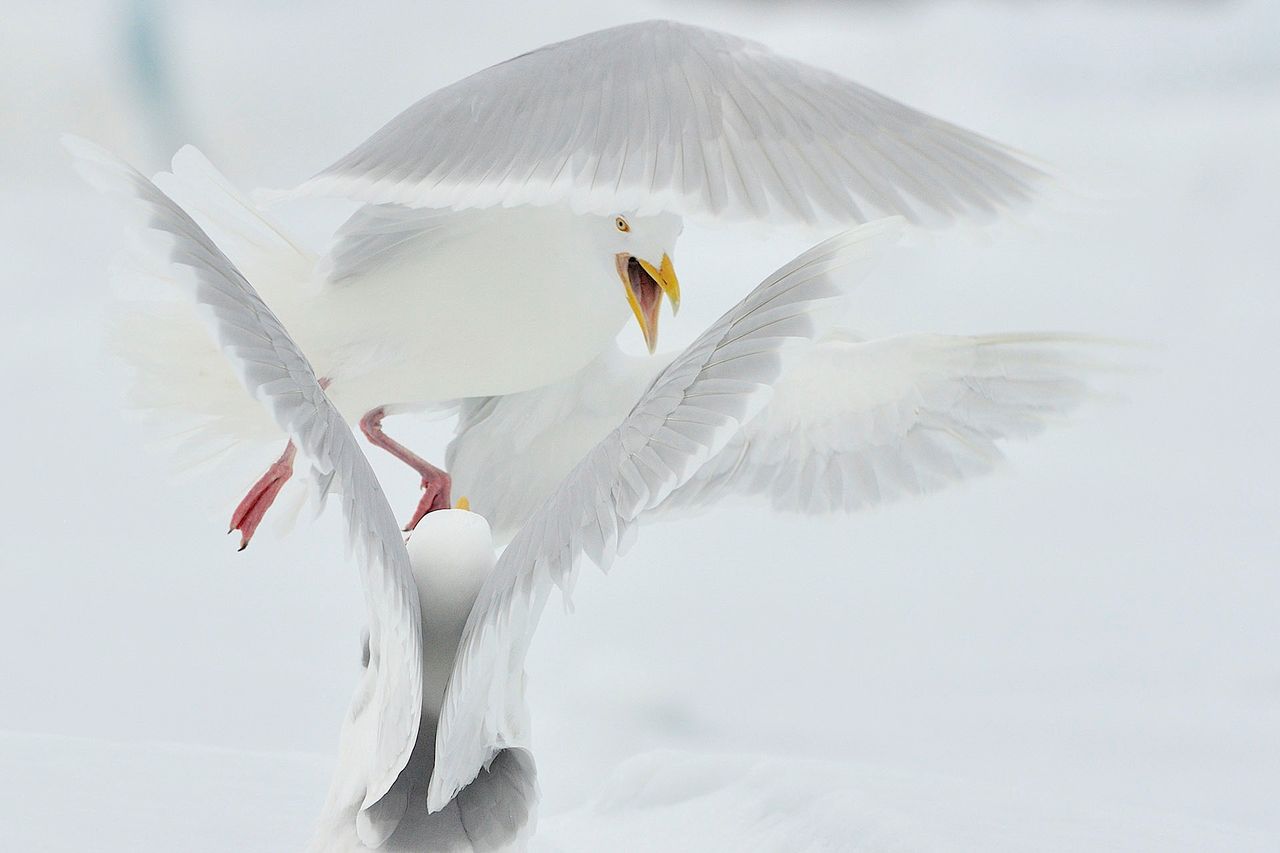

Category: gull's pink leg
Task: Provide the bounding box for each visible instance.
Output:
[229,442,296,551]
[360,406,452,532]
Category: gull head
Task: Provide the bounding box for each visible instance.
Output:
[599,212,683,354]
[405,508,496,623]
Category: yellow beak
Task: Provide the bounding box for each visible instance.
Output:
[617,252,681,354]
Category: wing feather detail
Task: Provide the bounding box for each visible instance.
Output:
[66,137,424,842]
[659,331,1115,514]
[279,21,1044,226]
[426,217,905,810]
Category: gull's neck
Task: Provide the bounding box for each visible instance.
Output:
[405,510,497,719]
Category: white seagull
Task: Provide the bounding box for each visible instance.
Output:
[72,136,914,848]
[100,19,1046,546]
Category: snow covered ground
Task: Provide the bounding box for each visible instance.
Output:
[2,0,1277,849]
[4,735,1274,852]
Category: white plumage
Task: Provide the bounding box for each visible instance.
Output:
[311,511,539,853]
[67,139,425,835]
[68,135,1112,850]
[86,19,1047,542]
[71,137,932,848]
[427,219,907,810]
[281,20,1044,226]
[450,332,1109,544]
[428,218,1116,809]
[100,145,681,539]
[132,147,681,415]
[69,140,538,850]
[65,19,1095,847]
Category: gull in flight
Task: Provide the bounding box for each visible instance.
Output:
[99,19,1046,547]
[71,136,923,848]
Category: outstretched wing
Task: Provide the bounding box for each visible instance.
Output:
[282,20,1043,226]
[67,138,423,841]
[660,331,1114,514]
[427,217,905,811]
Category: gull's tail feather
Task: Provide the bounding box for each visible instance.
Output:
[310,728,538,852]
[68,136,317,527]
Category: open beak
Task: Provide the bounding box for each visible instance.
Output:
[616,252,681,354]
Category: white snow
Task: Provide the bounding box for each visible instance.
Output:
[2,736,1271,852]
[2,0,1278,849]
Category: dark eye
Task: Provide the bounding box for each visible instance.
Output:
[615,216,630,233]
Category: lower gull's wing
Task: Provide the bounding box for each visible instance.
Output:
[427,217,905,811]
[67,137,424,845]
[658,330,1116,514]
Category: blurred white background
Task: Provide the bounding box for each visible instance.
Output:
[1,0,1277,849]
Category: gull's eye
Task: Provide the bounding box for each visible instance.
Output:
[615,216,630,233]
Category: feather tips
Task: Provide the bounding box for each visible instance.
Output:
[67,137,425,841]
[276,21,1045,227]
[427,217,904,810]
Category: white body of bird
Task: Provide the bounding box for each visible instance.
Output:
[117,149,681,446]
[410,513,498,717]
[447,346,660,543]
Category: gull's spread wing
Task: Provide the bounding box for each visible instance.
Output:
[660,331,1113,514]
[67,138,423,844]
[284,21,1043,226]
[426,217,905,810]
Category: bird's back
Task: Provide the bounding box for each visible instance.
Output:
[311,725,537,853]
[448,346,669,544]
[311,511,539,851]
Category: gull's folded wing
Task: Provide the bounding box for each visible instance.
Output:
[282,20,1043,226]
[67,138,423,844]
[319,203,489,284]
[659,331,1114,514]
[427,217,905,811]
